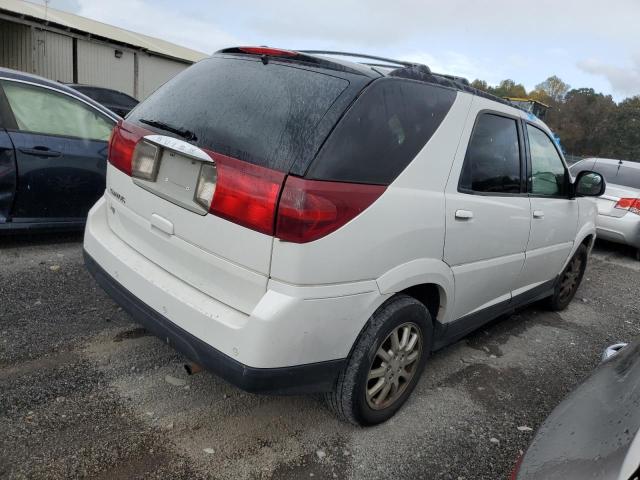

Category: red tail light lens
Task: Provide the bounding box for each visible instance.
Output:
[275,177,386,243]
[238,46,298,57]
[108,120,151,176]
[615,197,640,215]
[207,153,285,236]
[108,120,384,241]
[108,121,136,176]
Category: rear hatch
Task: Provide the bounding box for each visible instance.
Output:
[105,53,369,313]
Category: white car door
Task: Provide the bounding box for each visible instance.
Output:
[515,123,578,294]
[444,101,531,325]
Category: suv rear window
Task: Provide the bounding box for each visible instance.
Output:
[306,78,456,185]
[592,161,640,190]
[128,56,350,172]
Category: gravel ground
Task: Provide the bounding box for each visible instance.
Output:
[1,234,639,479]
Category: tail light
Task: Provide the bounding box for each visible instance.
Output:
[109,120,384,241]
[205,153,285,236]
[108,121,138,176]
[108,120,154,176]
[615,197,640,215]
[275,177,386,243]
[237,46,298,57]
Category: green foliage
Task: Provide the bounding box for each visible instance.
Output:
[604,96,640,160]
[534,76,570,103]
[470,79,488,91]
[473,76,639,161]
[488,79,527,98]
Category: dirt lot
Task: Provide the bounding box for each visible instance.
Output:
[1,234,639,480]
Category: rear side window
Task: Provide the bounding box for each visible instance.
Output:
[459,113,521,194]
[128,56,350,172]
[306,78,456,185]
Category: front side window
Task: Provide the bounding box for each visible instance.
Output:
[1,81,113,141]
[527,124,567,196]
[459,113,521,194]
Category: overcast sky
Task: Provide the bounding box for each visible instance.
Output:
[49,0,640,102]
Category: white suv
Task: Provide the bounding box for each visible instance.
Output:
[84,47,605,425]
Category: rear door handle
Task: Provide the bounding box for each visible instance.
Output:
[455,209,474,220]
[533,210,545,219]
[19,146,62,158]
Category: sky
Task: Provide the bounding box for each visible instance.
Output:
[49,0,640,102]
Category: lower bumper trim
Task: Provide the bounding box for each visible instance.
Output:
[84,250,344,395]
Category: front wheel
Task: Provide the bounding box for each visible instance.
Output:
[545,244,588,311]
[324,295,432,426]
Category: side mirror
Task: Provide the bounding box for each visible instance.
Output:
[574,170,606,197]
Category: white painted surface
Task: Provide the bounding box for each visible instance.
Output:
[84,83,600,369]
[444,95,531,320]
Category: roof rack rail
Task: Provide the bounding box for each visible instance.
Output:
[432,73,470,86]
[298,50,430,72]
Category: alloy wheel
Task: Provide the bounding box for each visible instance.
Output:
[558,253,584,302]
[365,322,423,410]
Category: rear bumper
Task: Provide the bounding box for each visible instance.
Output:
[83,196,385,393]
[85,250,344,394]
[596,212,640,248]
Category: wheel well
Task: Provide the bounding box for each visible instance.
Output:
[581,234,594,249]
[401,283,442,321]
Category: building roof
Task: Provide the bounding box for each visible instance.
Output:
[0,0,208,63]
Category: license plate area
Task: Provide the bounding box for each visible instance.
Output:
[133,136,214,215]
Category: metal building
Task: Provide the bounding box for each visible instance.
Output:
[0,0,207,99]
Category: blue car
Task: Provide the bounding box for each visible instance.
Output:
[0,68,119,233]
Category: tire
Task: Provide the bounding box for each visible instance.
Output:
[545,244,588,311]
[324,294,432,426]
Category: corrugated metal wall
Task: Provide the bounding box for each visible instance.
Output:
[138,53,188,99]
[0,19,31,72]
[77,39,135,96]
[0,18,191,100]
[33,29,73,82]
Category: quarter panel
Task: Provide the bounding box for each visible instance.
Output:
[270,93,473,286]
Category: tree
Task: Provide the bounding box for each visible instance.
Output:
[534,76,570,103]
[463,74,638,161]
[489,79,527,98]
[552,88,616,157]
[604,96,640,160]
[470,79,488,91]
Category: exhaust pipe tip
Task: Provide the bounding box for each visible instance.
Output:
[184,363,203,375]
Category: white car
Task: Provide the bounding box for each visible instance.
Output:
[84,47,605,425]
[570,158,640,260]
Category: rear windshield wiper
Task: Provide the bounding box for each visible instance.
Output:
[138,118,197,142]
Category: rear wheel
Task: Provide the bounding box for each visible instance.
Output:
[545,244,588,311]
[324,295,432,426]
